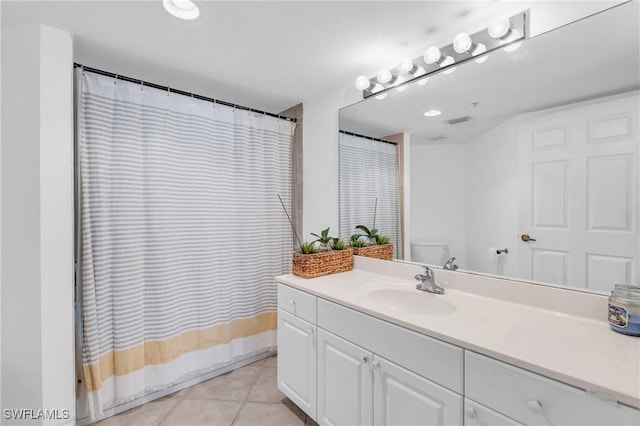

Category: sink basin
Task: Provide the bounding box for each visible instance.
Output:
[366,287,456,316]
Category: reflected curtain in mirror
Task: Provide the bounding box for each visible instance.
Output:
[339,132,403,258]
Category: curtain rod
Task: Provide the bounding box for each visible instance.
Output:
[74,63,297,123]
[339,130,396,145]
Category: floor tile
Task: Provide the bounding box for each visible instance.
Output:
[185,365,262,401]
[264,355,277,367]
[246,367,285,403]
[232,402,305,426]
[160,399,242,426]
[95,396,179,426]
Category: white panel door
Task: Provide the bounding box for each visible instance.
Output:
[518,94,639,290]
[277,309,317,419]
[373,355,462,426]
[317,329,373,426]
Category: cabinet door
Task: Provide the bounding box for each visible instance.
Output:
[373,355,462,426]
[464,398,523,426]
[277,309,317,419]
[317,329,373,426]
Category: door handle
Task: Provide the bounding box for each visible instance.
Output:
[521,234,537,242]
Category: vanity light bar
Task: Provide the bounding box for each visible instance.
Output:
[357,10,528,99]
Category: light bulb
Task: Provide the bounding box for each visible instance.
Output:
[441,56,456,74]
[396,84,408,92]
[371,83,384,93]
[503,30,522,52]
[473,43,488,63]
[417,77,429,86]
[488,17,511,39]
[355,75,371,91]
[453,32,473,54]
[398,57,416,74]
[163,0,200,20]
[376,68,393,84]
[424,46,442,65]
[375,92,388,100]
[424,110,442,117]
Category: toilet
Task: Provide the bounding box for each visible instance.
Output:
[411,240,450,266]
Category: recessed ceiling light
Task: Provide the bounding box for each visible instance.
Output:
[424,110,442,117]
[163,0,200,20]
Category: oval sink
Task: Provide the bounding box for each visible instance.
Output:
[366,288,456,316]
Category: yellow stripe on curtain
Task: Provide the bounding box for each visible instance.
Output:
[83,311,277,392]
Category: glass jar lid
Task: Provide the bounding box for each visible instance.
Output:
[611,284,640,300]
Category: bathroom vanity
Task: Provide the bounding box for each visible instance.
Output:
[276,257,640,426]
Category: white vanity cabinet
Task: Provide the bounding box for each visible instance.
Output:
[373,355,462,426]
[277,285,317,419]
[465,351,640,426]
[464,399,524,426]
[316,298,463,426]
[276,282,640,426]
[317,328,462,426]
[317,328,373,426]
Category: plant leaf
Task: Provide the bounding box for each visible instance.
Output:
[355,225,371,236]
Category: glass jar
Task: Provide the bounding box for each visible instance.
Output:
[608,285,640,336]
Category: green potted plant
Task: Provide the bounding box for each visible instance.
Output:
[350,224,393,261]
[292,227,353,278]
[349,198,394,260]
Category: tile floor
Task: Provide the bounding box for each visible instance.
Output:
[96,356,318,426]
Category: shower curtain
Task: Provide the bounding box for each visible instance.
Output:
[77,70,294,420]
[339,132,402,258]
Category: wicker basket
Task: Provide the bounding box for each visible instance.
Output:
[292,248,354,278]
[352,244,393,261]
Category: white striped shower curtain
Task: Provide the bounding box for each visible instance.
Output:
[78,70,294,420]
[339,132,402,258]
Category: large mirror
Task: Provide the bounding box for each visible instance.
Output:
[339,2,639,293]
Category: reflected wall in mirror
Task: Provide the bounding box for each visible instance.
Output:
[339,2,640,293]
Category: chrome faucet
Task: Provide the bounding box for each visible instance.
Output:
[443,257,459,271]
[415,266,445,294]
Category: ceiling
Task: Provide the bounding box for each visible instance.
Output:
[1,0,623,113]
[340,1,640,145]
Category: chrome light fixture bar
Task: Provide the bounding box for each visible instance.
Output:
[357,10,528,99]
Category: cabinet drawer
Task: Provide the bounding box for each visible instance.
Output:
[465,351,640,426]
[464,398,523,426]
[317,298,463,393]
[278,283,317,323]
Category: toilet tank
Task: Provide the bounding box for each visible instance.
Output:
[411,240,450,265]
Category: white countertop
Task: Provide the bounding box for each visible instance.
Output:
[276,258,640,408]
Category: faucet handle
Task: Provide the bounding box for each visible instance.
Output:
[443,257,459,271]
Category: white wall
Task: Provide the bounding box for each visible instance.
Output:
[1,25,74,425]
[410,144,467,266]
[465,120,521,277]
[301,87,360,240]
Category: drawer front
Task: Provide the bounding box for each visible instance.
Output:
[277,283,317,324]
[465,351,640,426]
[317,298,463,394]
[464,398,523,426]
